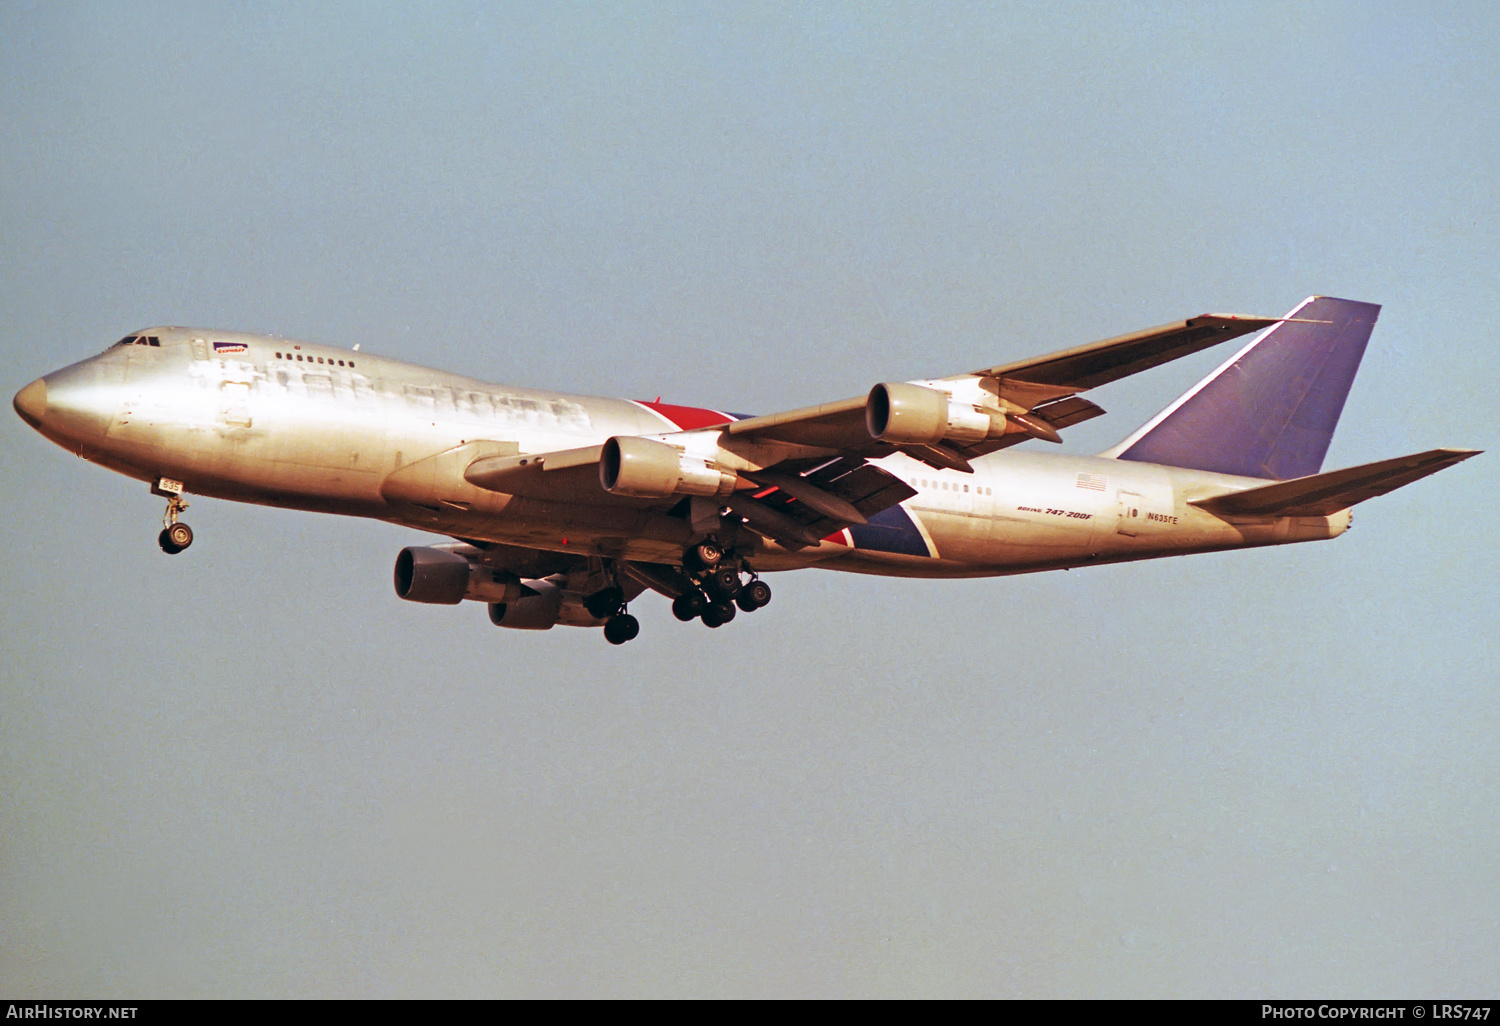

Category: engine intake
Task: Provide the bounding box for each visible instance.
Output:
[866,382,1009,446]
[599,435,736,499]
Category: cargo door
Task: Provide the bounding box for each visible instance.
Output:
[1114,483,1182,542]
[1116,489,1145,537]
[220,380,252,427]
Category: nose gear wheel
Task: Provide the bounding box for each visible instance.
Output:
[158,495,193,554]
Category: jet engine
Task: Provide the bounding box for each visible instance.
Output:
[865,382,1012,446]
[393,547,525,605]
[599,435,736,499]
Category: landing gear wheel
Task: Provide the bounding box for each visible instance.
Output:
[672,591,705,622]
[693,540,723,567]
[159,523,193,554]
[584,586,626,619]
[603,613,640,645]
[158,493,192,554]
[701,600,736,628]
[704,565,742,600]
[736,579,772,612]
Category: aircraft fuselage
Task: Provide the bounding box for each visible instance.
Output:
[19,326,1347,579]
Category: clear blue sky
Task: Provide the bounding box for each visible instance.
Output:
[3,1,1496,996]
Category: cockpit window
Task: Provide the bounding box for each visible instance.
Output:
[114,335,138,347]
[147,336,160,346]
[110,335,162,349]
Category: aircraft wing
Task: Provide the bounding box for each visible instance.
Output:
[464,312,1282,550]
[723,313,1282,469]
[964,314,1286,395]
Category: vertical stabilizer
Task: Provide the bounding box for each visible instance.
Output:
[1102,296,1379,480]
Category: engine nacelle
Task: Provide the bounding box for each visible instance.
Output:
[393,547,524,605]
[865,382,1009,446]
[599,435,736,499]
[487,578,608,630]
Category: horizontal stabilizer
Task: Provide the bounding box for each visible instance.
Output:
[1190,448,1480,518]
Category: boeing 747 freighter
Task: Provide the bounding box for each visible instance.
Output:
[13,296,1477,644]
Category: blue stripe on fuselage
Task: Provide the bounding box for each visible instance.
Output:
[847,503,931,557]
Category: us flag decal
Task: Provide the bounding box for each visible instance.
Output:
[1076,472,1108,491]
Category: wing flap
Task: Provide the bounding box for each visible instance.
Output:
[1031,394,1107,430]
[731,458,918,548]
[740,468,870,524]
[1190,448,1481,518]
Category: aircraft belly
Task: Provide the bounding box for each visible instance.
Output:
[381,496,694,561]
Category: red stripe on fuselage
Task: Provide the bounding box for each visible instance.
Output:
[632,400,736,431]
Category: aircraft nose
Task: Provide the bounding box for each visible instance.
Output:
[13,377,46,428]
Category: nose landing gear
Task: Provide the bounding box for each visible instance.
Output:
[157,492,193,555]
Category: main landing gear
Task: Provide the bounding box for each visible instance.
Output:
[584,583,640,646]
[602,613,640,645]
[673,541,772,630]
[157,495,194,555]
[579,538,773,645]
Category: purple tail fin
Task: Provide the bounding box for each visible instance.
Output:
[1107,296,1380,480]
